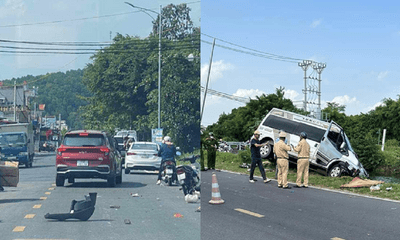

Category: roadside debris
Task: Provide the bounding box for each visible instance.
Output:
[195,207,201,212]
[340,177,384,188]
[124,219,131,224]
[185,194,199,203]
[386,187,393,191]
[174,213,184,218]
[130,193,140,197]
[110,205,120,209]
[370,185,381,191]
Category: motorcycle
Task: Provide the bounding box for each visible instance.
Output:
[176,155,201,197]
[160,159,177,186]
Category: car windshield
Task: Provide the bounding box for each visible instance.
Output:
[130,144,157,151]
[63,134,105,146]
[0,133,26,146]
[114,137,124,144]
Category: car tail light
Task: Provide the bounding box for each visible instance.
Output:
[177,169,184,174]
[127,152,136,156]
[100,147,110,156]
[79,132,89,136]
[57,147,66,155]
[153,154,158,156]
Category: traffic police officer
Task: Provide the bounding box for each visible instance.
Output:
[273,131,292,189]
[292,132,310,188]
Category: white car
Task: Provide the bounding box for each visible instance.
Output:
[124,142,161,174]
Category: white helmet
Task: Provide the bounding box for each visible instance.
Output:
[164,136,171,142]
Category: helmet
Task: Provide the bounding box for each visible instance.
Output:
[254,130,261,135]
[300,132,307,138]
[279,131,287,138]
[163,136,171,142]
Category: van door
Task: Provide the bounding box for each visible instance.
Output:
[315,121,343,167]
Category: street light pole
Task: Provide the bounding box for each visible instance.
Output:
[125,2,162,129]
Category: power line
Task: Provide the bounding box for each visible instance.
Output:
[201,33,306,63]
[201,86,249,104]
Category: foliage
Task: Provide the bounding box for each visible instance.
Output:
[238,147,251,164]
[81,4,200,152]
[350,133,384,172]
[2,70,91,130]
[206,87,304,141]
[152,3,196,40]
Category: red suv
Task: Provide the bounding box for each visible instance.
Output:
[56,130,122,187]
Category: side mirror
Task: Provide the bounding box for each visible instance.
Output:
[176,151,181,156]
[340,142,346,151]
[27,139,31,143]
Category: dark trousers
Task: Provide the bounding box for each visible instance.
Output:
[207,150,216,169]
[157,159,177,181]
[249,158,266,180]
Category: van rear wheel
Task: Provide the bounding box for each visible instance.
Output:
[328,164,342,177]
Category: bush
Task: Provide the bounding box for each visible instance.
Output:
[385,139,399,148]
[351,134,384,172]
[238,148,251,164]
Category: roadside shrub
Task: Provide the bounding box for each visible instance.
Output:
[238,148,251,164]
[351,134,384,172]
[385,139,399,148]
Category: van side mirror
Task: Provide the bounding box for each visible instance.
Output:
[340,142,346,151]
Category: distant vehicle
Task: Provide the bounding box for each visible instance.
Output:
[0,123,35,168]
[113,130,137,164]
[56,130,123,187]
[255,108,368,178]
[124,142,161,174]
[39,127,60,152]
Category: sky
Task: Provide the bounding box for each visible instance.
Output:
[200,0,400,126]
[0,0,200,80]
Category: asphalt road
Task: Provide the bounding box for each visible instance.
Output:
[0,152,200,240]
[201,170,400,240]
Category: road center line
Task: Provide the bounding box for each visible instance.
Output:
[234,208,265,218]
[12,226,26,232]
[24,214,36,219]
[33,204,42,209]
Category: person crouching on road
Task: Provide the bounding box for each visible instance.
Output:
[156,136,177,185]
[292,132,310,188]
[249,130,271,183]
[273,131,292,189]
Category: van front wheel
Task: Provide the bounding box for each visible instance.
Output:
[260,140,273,159]
[328,164,342,177]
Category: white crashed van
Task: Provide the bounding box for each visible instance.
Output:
[256,108,368,178]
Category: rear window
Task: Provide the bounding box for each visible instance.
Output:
[130,144,158,151]
[63,134,105,147]
[114,137,124,144]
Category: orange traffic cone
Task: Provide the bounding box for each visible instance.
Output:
[209,172,224,205]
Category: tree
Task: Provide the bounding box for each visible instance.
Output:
[152,3,195,40]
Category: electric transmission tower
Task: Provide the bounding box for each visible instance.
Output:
[298,60,326,119]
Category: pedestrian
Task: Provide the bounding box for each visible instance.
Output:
[205,132,218,170]
[200,133,206,171]
[292,132,310,188]
[249,130,271,183]
[273,131,292,189]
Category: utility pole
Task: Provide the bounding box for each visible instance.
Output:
[201,38,216,123]
[298,60,313,112]
[312,62,326,120]
[13,81,16,122]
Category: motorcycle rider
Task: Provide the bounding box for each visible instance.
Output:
[156,136,177,185]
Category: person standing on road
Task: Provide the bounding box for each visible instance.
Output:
[156,136,177,185]
[274,131,292,189]
[205,132,218,170]
[249,130,271,183]
[292,132,310,188]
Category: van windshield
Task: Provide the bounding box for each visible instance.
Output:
[344,132,355,153]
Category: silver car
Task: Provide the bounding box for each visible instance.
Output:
[124,142,161,174]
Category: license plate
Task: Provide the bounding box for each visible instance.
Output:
[141,155,149,158]
[166,168,173,174]
[77,160,88,166]
[178,173,186,181]
[7,157,17,160]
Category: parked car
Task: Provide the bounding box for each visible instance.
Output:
[124,142,161,174]
[56,130,123,187]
